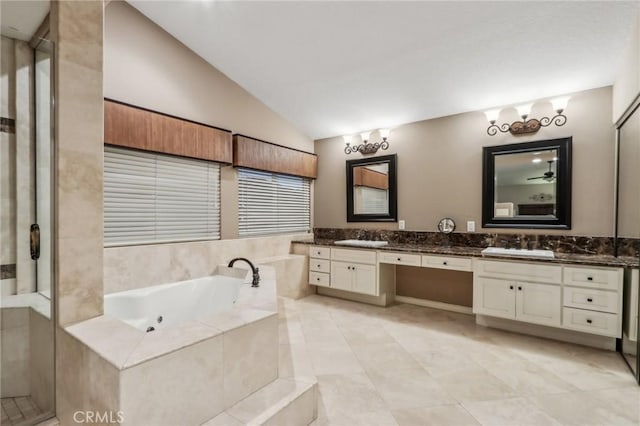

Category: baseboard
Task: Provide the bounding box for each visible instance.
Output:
[316,286,391,307]
[394,295,473,315]
[476,314,617,351]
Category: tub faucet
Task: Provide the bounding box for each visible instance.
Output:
[228,258,260,287]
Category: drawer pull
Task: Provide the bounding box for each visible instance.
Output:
[316,277,320,281]
[317,264,321,268]
[587,276,593,281]
[397,257,401,261]
[586,319,593,324]
[518,286,522,291]
[443,261,448,265]
[509,285,514,290]
[587,298,593,302]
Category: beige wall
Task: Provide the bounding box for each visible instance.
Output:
[314,86,615,236]
[613,12,640,123]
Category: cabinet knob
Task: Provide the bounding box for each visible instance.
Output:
[316,277,320,281]
[509,285,514,290]
[397,257,401,261]
[317,264,321,268]
[443,261,448,265]
[586,319,593,324]
[587,276,593,281]
[587,298,593,302]
[518,286,522,291]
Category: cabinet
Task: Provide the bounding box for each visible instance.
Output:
[474,277,561,327]
[474,259,623,337]
[309,246,378,296]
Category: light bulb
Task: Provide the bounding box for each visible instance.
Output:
[484,109,500,123]
[379,128,391,139]
[532,158,542,163]
[551,96,570,112]
[516,104,532,118]
[360,131,370,142]
[343,135,353,145]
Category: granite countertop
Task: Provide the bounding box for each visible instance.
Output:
[292,239,639,268]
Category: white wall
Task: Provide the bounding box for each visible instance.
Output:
[613,12,640,122]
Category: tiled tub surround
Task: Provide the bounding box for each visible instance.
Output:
[58,265,316,426]
[313,228,640,258]
[103,233,315,299]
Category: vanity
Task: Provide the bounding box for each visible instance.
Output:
[301,241,628,346]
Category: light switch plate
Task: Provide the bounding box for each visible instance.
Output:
[467,221,475,232]
[399,220,405,230]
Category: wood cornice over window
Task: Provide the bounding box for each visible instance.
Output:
[353,167,388,190]
[233,134,317,179]
[104,99,232,163]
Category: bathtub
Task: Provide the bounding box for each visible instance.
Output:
[104,274,245,332]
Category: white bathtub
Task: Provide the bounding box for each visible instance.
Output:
[104,275,245,332]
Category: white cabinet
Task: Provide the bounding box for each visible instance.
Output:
[378,251,421,266]
[474,276,561,327]
[474,259,623,337]
[310,247,379,296]
[421,255,472,272]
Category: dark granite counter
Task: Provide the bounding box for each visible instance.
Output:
[292,239,639,268]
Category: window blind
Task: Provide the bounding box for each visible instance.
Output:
[104,146,221,245]
[356,187,389,214]
[238,168,311,237]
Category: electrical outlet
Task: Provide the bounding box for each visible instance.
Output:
[399,220,406,230]
[467,221,475,232]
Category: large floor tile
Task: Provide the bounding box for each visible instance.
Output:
[436,367,519,403]
[367,367,457,410]
[307,343,364,375]
[351,342,422,372]
[316,373,387,418]
[462,397,561,426]
[392,404,480,426]
[279,343,315,378]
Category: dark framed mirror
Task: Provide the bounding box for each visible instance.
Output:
[346,154,397,222]
[482,137,572,229]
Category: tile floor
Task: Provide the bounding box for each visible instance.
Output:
[278,295,640,426]
[1,396,42,425]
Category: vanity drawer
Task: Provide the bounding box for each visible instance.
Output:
[474,260,562,284]
[309,271,330,287]
[331,248,376,265]
[562,307,619,337]
[563,267,622,291]
[563,287,619,314]
[310,259,330,273]
[309,246,330,260]
[422,255,472,272]
[378,251,421,266]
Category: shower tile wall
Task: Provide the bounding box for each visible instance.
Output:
[0,36,36,296]
[1,36,17,297]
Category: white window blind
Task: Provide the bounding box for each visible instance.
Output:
[238,168,311,237]
[104,146,221,246]
[355,186,389,214]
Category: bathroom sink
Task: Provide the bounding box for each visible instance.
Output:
[481,247,555,260]
[334,239,389,248]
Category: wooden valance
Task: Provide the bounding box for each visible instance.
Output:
[232,134,317,179]
[353,167,389,190]
[104,99,232,163]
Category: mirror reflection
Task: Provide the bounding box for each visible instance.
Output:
[494,149,558,219]
[346,154,397,222]
[353,163,389,215]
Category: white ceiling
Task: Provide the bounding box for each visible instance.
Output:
[130,1,639,140]
[1,1,49,41]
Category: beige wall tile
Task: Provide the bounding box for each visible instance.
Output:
[29,310,54,414]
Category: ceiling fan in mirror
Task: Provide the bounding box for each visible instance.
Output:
[527,160,556,182]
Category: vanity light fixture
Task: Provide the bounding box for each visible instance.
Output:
[485,97,569,136]
[344,128,391,155]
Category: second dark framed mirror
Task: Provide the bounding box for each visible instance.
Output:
[482,137,572,229]
[346,154,397,222]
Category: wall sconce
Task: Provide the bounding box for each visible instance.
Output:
[485,97,569,136]
[344,128,390,154]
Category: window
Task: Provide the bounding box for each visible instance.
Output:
[238,168,311,237]
[104,146,221,245]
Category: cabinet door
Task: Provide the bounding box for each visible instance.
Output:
[330,261,353,291]
[352,264,377,296]
[516,282,561,327]
[473,277,515,319]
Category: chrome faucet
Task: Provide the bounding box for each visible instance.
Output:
[228,257,260,287]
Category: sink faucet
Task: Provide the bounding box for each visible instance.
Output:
[500,239,511,249]
[228,258,260,287]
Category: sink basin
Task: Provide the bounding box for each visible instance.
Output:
[481,247,555,260]
[334,239,389,248]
